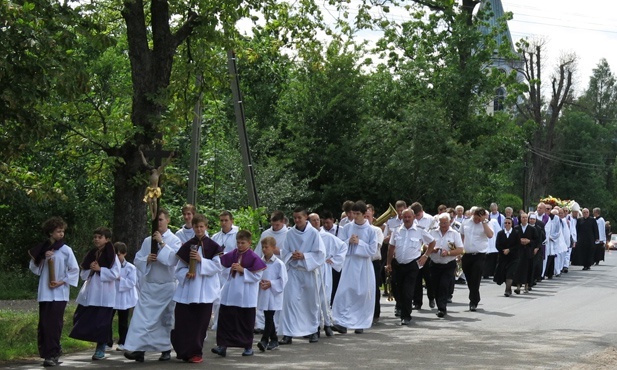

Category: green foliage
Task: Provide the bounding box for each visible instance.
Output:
[0,304,92,361]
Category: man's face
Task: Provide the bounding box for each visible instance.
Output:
[323,218,334,230]
[472,214,483,224]
[219,216,232,232]
[505,209,512,217]
[537,204,546,214]
[572,211,580,218]
[293,212,307,229]
[490,205,498,213]
[593,210,600,217]
[396,206,405,218]
[271,219,284,232]
[559,209,565,218]
[402,211,415,228]
[366,208,374,222]
[158,214,170,233]
[309,214,321,229]
[182,211,194,226]
[456,208,464,217]
[583,209,590,218]
[439,218,449,230]
[546,205,552,212]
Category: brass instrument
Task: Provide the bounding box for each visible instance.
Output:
[386,270,394,301]
[374,203,397,227]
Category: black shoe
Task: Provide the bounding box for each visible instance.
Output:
[447,298,453,303]
[257,341,267,352]
[562,267,569,273]
[412,304,421,310]
[242,348,254,356]
[429,299,436,309]
[401,318,411,325]
[354,329,364,334]
[254,328,264,335]
[394,308,401,317]
[43,359,56,367]
[159,351,171,361]
[514,289,521,295]
[124,351,145,362]
[332,324,347,334]
[504,292,510,297]
[469,304,477,312]
[211,346,227,357]
[437,311,446,318]
[455,278,466,285]
[324,326,334,337]
[280,336,293,345]
[309,333,319,342]
[267,341,279,350]
[52,356,62,366]
[483,276,489,279]
[595,262,600,266]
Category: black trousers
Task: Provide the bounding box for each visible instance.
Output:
[372,260,382,319]
[260,310,278,343]
[414,259,434,307]
[331,269,341,305]
[38,301,67,359]
[462,253,486,306]
[394,259,420,320]
[108,308,131,347]
[431,260,457,312]
[545,255,556,278]
[483,252,498,278]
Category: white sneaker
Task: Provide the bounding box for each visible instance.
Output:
[116,344,125,351]
[105,346,113,351]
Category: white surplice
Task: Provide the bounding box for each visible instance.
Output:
[29,244,79,302]
[256,255,288,311]
[332,220,377,330]
[173,249,222,305]
[114,260,138,310]
[319,229,347,326]
[76,256,121,308]
[280,223,326,337]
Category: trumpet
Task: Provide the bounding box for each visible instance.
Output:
[374,203,397,227]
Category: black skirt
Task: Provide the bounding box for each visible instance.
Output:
[69,304,113,343]
[216,305,255,349]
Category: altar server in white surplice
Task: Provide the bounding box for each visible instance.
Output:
[279,208,326,345]
[308,213,347,337]
[332,201,378,334]
[123,209,182,363]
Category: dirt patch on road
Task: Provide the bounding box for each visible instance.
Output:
[569,347,617,369]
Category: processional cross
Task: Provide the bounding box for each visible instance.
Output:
[139,140,174,254]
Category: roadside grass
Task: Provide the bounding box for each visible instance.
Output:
[0,269,38,300]
[0,303,92,361]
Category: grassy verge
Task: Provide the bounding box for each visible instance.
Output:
[0,303,92,361]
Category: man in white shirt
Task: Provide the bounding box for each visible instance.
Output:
[410,202,436,310]
[175,204,201,244]
[460,207,494,312]
[386,209,435,325]
[593,207,606,265]
[124,209,182,362]
[489,203,506,228]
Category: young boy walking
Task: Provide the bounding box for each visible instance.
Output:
[28,217,79,367]
[109,242,138,351]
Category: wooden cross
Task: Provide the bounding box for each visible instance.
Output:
[140,139,174,254]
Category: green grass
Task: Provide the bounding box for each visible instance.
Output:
[0,269,38,300]
[0,303,92,361]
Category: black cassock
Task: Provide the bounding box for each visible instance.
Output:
[493,229,521,286]
[572,217,599,267]
[513,224,538,285]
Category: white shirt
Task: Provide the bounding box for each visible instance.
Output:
[390,224,434,264]
[256,255,288,311]
[212,225,239,253]
[460,219,490,254]
[255,226,289,257]
[76,255,121,308]
[429,227,463,264]
[136,230,182,284]
[173,247,223,304]
[597,217,607,243]
[29,244,79,302]
[371,224,384,261]
[384,216,403,238]
[414,212,436,231]
[175,226,197,244]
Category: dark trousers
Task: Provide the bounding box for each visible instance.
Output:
[171,302,213,359]
[483,252,498,278]
[533,250,543,282]
[545,255,555,278]
[38,301,67,359]
[391,259,401,310]
[372,260,382,318]
[414,259,434,307]
[462,253,486,306]
[380,242,389,293]
[394,260,420,320]
[431,261,457,312]
[260,310,278,343]
[331,269,341,305]
[108,308,131,347]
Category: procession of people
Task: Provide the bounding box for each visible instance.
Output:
[28,199,611,366]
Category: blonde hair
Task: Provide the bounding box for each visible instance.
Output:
[261,236,277,247]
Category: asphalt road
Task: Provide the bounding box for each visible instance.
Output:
[7,250,617,369]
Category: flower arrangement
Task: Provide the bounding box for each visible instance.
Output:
[540,196,576,208]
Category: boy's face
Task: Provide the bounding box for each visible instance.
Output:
[182,211,194,227]
[261,243,274,258]
[93,234,109,248]
[50,227,65,242]
[352,210,365,223]
[237,238,251,252]
[323,218,334,230]
[193,222,208,238]
[270,219,284,232]
[220,216,232,232]
[293,212,308,229]
[117,252,126,263]
[157,214,170,233]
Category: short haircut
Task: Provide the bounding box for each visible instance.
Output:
[236,230,252,242]
[593,207,601,214]
[473,207,487,217]
[367,204,375,212]
[219,210,233,220]
[94,226,112,239]
[438,213,451,222]
[342,200,355,212]
[114,242,128,254]
[192,213,208,227]
[351,201,368,214]
[158,208,170,220]
[322,210,334,220]
[293,207,308,216]
[455,205,464,212]
[410,202,423,214]
[505,207,513,212]
[270,210,286,222]
[261,236,276,247]
[395,200,407,209]
[446,207,455,214]
[437,204,447,213]
[42,217,67,236]
[181,204,197,215]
